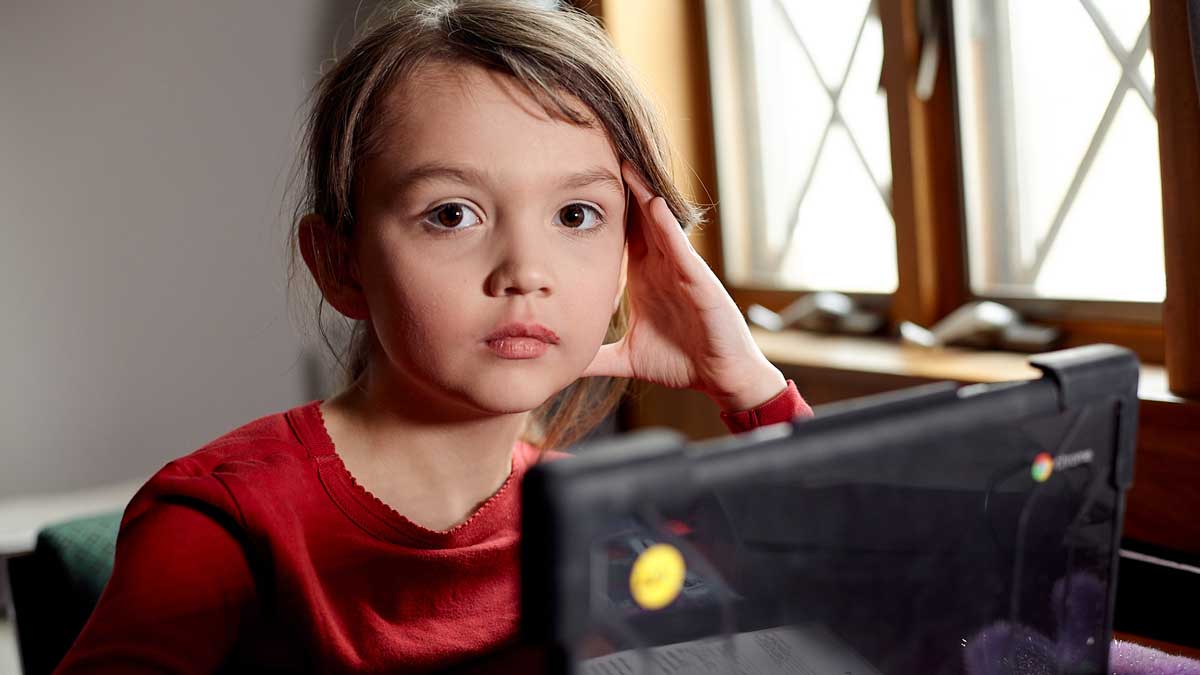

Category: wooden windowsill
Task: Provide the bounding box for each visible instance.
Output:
[750,327,1194,409]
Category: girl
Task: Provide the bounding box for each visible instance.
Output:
[55,0,811,672]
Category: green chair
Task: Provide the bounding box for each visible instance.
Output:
[6,511,122,675]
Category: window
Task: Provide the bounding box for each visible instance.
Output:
[588,0,1199,384]
[705,0,1187,349]
[952,0,1164,304]
[707,0,897,293]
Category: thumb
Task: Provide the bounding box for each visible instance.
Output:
[581,341,632,379]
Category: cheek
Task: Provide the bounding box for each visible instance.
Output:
[362,251,473,354]
[564,247,625,339]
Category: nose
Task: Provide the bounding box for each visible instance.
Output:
[484,221,553,298]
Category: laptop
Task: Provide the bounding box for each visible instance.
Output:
[511,344,1139,674]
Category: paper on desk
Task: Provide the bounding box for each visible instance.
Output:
[579,623,882,675]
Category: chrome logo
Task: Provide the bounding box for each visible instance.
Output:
[1031,452,1054,482]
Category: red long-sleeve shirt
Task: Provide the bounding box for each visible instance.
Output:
[55,381,810,674]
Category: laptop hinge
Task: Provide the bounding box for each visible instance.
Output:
[1028,344,1139,411]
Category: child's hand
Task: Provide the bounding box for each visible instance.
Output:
[581,162,787,412]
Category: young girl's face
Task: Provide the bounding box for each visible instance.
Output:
[351,61,628,417]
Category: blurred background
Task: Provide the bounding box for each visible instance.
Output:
[3,0,1199,672]
[0,1,363,669]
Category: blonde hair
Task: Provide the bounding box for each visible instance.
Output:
[286,0,704,452]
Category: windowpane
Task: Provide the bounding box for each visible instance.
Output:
[840,9,892,190]
[778,0,871,84]
[951,0,1164,302]
[1089,0,1149,51]
[708,0,897,293]
[781,124,897,291]
[752,0,831,266]
[1035,95,1164,300]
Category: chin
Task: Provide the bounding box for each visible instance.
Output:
[463,372,567,415]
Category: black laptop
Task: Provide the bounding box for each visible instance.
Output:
[513,344,1139,675]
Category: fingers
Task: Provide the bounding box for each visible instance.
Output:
[622,162,675,257]
[624,186,650,261]
[622,160,656,205]
[620,162,697,268]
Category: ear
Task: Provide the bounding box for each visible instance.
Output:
[613,240,628,314]
[298,213,370,321]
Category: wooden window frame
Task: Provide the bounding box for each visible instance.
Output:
[579,0,1197,385]
[712,0,1195,377]
[1149,0,1200,397]
[881,0,1173,364]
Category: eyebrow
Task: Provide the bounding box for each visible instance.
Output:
[558,167,625,195]
[393,162,625,197]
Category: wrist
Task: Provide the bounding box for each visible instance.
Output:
[708,364,788,413]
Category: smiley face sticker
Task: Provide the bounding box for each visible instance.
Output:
[629,543,687,611]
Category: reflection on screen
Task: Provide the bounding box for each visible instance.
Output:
[571,404,1119,675]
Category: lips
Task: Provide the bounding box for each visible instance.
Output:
[484,322,559,361]
[483,322,561,344]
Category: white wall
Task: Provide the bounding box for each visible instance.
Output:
[0,1,355,498]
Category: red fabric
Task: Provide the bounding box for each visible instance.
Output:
[718,379,812,433]
[56,380,811,674]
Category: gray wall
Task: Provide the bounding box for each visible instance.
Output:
[0,1,358,498]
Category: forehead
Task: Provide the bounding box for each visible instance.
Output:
[370,61,620,180]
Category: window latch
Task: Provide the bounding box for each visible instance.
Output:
[899,301,1061,352]
[747,292,886,336]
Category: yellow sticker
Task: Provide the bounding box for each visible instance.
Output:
[629,543,686,611]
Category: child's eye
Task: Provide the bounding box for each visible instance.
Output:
[422,202,483,231]
[554,203,605,231]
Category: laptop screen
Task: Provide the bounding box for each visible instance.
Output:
[520,346,1138,675]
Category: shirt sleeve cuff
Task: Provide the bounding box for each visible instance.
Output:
[718,379,813,434]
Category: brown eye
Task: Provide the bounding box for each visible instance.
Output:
[561,205,585,228]
[555,203,602,231]
[436,204,464,227]
[423,202,481,231]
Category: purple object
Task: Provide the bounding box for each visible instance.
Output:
[1052,573,1108,665]
[964,628,1200,675]
[964,572,1200,674]
[964,621,1058,674]
[1111,641,1200,675]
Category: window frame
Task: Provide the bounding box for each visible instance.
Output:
[947,0,1163,311]
[884,0,1172,363]
[700,0,1188,371]
[704,0,901,304]
[581,0,1197,384]
[1147,0,1200,397]
[944,0,1167,356]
